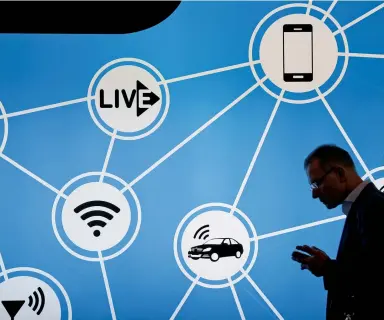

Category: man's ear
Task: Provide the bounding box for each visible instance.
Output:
[336,167,347,182]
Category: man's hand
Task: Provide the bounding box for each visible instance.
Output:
[291,245,331,277]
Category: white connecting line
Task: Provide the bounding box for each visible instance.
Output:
[0,152,67,199]
[0,96,94,120]
[306,0,312,15]
[0,60,262,203]
[0,97,94,200]
[123,75,267,192]
[322,0,338,22]
[241,269,284,320]
[0,252,8,281]
[100,129,118,183]
[338,52,384,59]
[315,87,375,183]
[169,276,200,320]
[229,90,285,216]
[226,91,286,319]
[229,278,246,320]
[254,214,346,241]
[98,251,117,320]
[333,2,384,36]
[158,60,260,85]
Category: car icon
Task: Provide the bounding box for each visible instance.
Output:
[188,237,243,262]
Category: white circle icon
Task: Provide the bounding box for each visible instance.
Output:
[87,58,170,140]
[181,210,250,280]
[249,3,349,104]
[0,276,61,320]
[174,203,258,289]
[259,14,338,93]
[95,65,162,132]
[62,182,131,252]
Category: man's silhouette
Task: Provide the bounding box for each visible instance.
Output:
[291,144,384,320]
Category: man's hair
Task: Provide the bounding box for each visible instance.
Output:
[304,144,356,170]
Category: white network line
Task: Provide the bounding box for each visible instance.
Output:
[306,0,312,15]
[316,88,375,183]
[170,276,200,320]
[229,278,246,320]
[242,269,284,320]
[338,52,384,59]
[0,3,381,316]
[0,252,8,281]
[255,214,346,241]
[100,129,118,183]
[0,153,67,199]
[229,89,284,215]
[0,96,93,120]
[123,77,267,191]
[158,60,260,85]
[98,251,117,320]
[322,0,339,22]
[333,2,384,36]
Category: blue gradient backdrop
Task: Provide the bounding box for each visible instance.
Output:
[0,1,383,319]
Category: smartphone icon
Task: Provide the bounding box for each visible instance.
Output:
[283,24,313,82]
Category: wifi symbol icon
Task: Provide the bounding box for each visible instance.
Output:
[74,200,120,237]
[28,287,45,316]
[193,224,210,240]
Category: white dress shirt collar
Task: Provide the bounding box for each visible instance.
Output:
[342,180,369,215]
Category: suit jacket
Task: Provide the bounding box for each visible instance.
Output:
[323,182,384,320]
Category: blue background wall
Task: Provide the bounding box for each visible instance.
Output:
[0,1,383,319]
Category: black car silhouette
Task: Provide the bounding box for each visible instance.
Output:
[188,237,243,262]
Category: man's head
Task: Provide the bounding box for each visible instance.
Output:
[304,144,362,209]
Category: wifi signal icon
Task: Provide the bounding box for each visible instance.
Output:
[74,200,120,237]
[193,224,210,240]
[28,287,45,316]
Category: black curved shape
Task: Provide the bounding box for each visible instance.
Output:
[0,1,182,34]
[80,210,114,221]
[37,287,45,316]
[199,230,209,240]
[194,224,209,239]
[88,220,107,228]
[74,201,120,213]
[32,291,39,312]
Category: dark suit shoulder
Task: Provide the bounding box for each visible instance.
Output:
[354,182,384,211]
[353,182,384,233]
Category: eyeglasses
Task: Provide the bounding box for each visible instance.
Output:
[310,167,335,190]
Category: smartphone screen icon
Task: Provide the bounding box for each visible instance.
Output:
[283,24,313,82]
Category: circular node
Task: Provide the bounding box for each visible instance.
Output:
[62,182,131,252]
[52,172,141,262]
[0,275,61,319]
[0,101,9,153]
[249,3,349,104]
[87,58,170,140]
[174,203,258,289]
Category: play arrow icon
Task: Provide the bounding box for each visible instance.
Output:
[136,80,160,117]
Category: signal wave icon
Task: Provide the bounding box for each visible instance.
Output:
[28,287,45,316]
[193,224,210,240]
[74,200,120,237]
